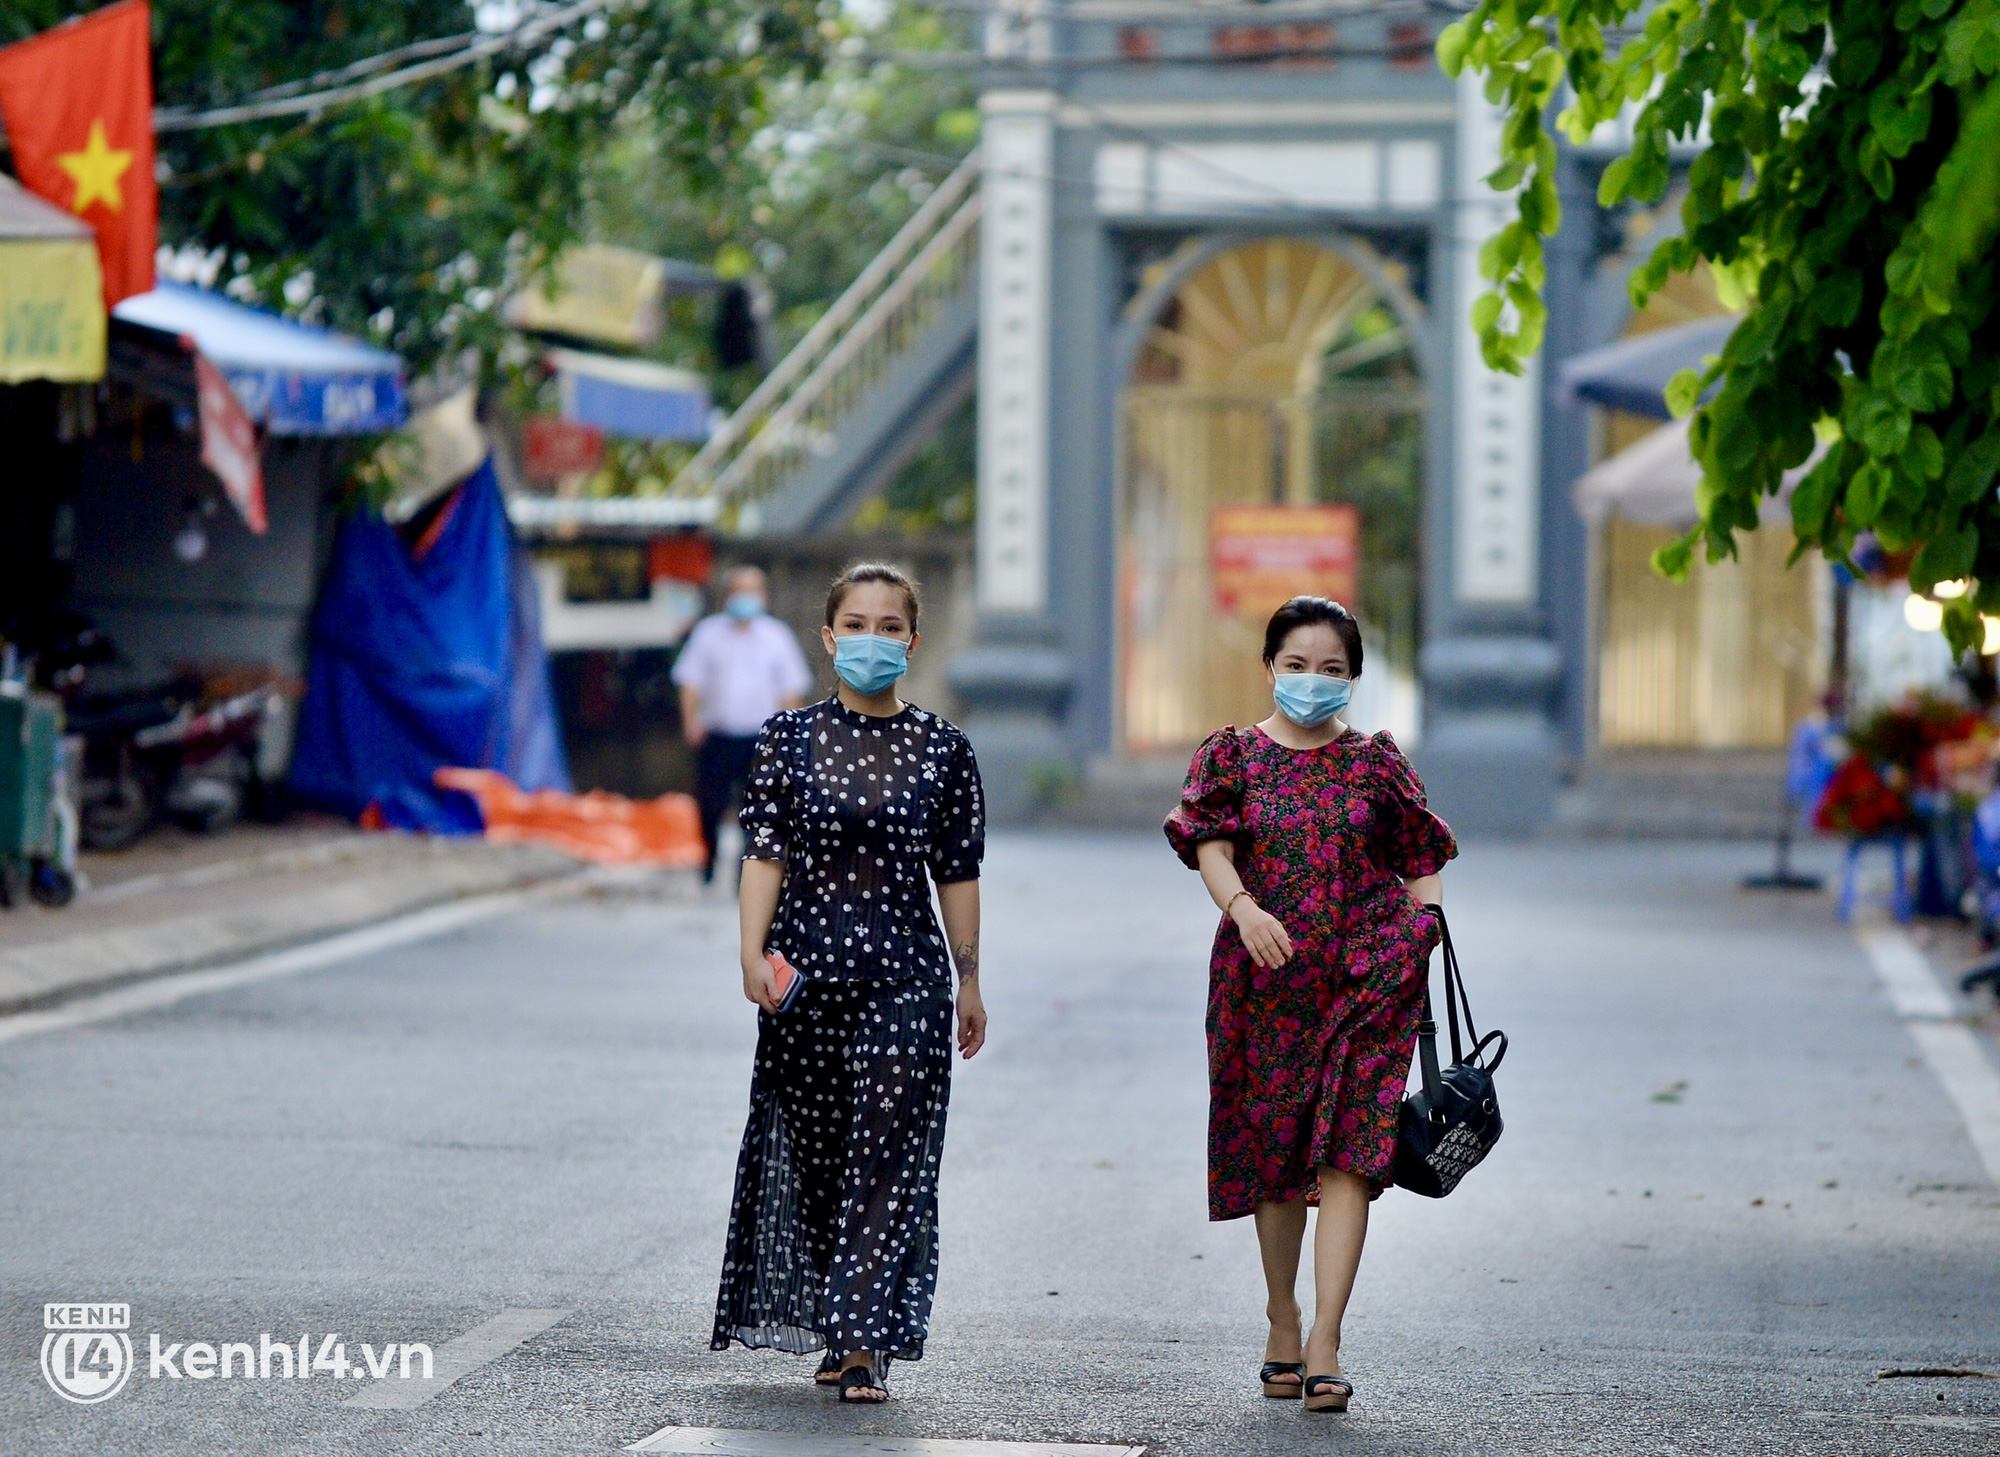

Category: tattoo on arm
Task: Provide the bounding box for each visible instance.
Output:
[952,939,979,981]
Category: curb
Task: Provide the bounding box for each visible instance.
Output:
[0,844,584,1018]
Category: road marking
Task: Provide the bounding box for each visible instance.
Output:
[0,880,576,1046]
[629,1432,1145,1457]
[1853,920,2000,1184]
[1852,924,1957,1018]
[346,1307,572,1411]
[1802,1410,2000,1431]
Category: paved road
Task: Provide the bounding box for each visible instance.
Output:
[0,834,1995,1455]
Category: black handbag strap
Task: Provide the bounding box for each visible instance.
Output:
[1416,905,1506,1092]
[1438,906,1471,1063]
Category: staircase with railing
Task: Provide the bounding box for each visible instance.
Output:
[668,151,982,533]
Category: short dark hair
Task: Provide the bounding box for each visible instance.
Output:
[825,562,921,631]
[1262,596,1363,677]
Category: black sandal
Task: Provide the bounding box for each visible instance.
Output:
[1302,1373,1353,1413]
[837,1363,888,1404]
[814,1352,843,1387]
[1260,1361,1304,1398]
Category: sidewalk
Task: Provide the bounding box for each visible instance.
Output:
[0,820,580,1015]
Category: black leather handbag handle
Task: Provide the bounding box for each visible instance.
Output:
[1422,904,1508,1080]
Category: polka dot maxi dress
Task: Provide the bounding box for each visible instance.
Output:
[711,697,984,1369]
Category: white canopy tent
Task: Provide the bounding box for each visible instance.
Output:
[1571,415,1821,527]
[1573,416,1830,751]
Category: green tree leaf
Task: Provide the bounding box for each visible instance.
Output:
[1436,20,1471,75]
[1904,421,1947,480]
[1890,341,1957,412]
[1947,423,2000,503]
[1851,391,1914,457]
[1665,368,1705,417]
[1911,520,1978,588]
[1652,533,1696,581]
[1845,460,1894,528]
[1791,446,1848,539]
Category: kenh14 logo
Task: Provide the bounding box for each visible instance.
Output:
[42,1303,133,1404]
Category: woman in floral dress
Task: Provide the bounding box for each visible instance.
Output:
[1164,595,1456,1414]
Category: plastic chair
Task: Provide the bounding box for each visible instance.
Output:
[1838,835,1912,923]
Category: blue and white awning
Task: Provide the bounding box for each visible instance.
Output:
[1558,316,1736,421]
[550,347,710,442]
[112,282,406,436]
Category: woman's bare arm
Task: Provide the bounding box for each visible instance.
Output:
[1403,872,1442,906]
[938,879,985,1058]
[1194,839,1293,969]
[738,857,785,1009]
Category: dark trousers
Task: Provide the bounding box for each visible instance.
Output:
[695,732,761,882]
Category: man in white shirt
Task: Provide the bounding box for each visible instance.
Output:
[671,565,813,882]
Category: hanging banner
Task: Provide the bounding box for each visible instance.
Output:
[0,1,157,307]
[522,414,606,482]
[1210,503,1360,617]
[194,351,267,534]
[0,236,106,382]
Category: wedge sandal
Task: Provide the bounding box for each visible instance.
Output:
[1260,1361,1304,1398]
[1302,1373,1352,1412]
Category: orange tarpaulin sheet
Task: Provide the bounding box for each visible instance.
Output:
[433,768,706,867]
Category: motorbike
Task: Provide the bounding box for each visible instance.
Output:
[37,618,288,851]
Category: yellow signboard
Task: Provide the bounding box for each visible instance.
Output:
[503,244,665,350]
[0,237,105,382]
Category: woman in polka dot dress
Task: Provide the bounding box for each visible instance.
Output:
[711,563,987,1404]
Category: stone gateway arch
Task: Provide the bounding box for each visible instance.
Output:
[676,4,1623,831]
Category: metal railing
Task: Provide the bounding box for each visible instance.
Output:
[668,150,982,513]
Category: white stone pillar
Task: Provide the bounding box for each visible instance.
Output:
[1418,72,1559,836]
[1451,67,1541,609]
[977,89,1057,617]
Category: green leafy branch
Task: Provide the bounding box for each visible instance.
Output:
[1441,0,2000,655]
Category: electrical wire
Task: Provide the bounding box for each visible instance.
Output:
[241,30,483,104]
[895,0,1462,18]
[868,43,1444,68]
[152,0,621,132]
[147,0,1472,134]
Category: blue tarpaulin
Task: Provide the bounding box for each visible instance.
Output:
[113,281,406,435]
[289,458,569,831]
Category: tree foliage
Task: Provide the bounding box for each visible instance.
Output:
[0,0,827,377]
[1442,0,2000,652]
[585,2,974,365]
[580,0,977,520]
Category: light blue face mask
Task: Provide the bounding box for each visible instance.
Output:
[724,592,764,620]
[1273,672,1352,727]
[833,633,910,696]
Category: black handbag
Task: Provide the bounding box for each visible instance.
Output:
[1392,904,1507,1198]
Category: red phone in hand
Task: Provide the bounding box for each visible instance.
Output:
[766,951,806,1013]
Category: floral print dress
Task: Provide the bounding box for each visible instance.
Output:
[1165,726,1457,1220]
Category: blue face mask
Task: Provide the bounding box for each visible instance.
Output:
[724,592,763,620]
[1273,672,1351,727]
[833,634,910,696]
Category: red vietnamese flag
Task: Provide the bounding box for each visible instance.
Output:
[0,0,156,307]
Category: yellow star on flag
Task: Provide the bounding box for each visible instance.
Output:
[55,119,133,215]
